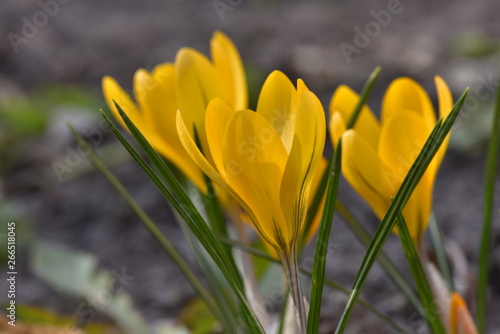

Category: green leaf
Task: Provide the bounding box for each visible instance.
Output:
[216,235,411,333]
[396,212,446,334]
[103,104,265,333]
[301,66,381,249]
[477,74,500,333]
[307,140,342,334]
[68,123,224,327]
[345,66,381,129]
[30,241,150,334]
[334,88,469,334]
[428,212,454,290]
[335,200,425,317]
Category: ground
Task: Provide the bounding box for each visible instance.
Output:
[0,0,499,333]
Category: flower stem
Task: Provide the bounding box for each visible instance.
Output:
[279,246,307,333]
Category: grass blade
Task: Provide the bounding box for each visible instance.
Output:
[307,140,342,334]
[428,212,454,290]
[477,75,500,333]
[301,66,381,248]
[102,106,265,333]
[335,88,469,334]
[216,235,411,334]
[346,66,381,129]
[396,212,446,334]
[335,200,425,317]
[67,123,224,325]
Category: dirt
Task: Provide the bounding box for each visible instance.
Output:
[1,0,500,333]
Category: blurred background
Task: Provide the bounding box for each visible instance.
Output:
[0,0,499,333]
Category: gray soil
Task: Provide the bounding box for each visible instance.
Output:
[1,0,500,333]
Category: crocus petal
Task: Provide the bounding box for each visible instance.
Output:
[176,110,229,191]
[304,156,328,242]
[205,98,234,178]
[132,67,207,192]
[431,75,454,177]
[329,112,347,148]
[222,110,289,247]
[175,47,227,151]
[381,77,436,132]
[102,76,145,131]
[329,85,380,148]
[342,130,394,221]
[210,31,247,110]
[450,292,478,334]
[280,91,326,239]
[133,64,176,130]
[378,111,433,241]
[256,70,297,153]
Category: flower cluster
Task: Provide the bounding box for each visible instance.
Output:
[103,31,478,334]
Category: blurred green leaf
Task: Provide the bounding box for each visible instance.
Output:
[30,241,151,334]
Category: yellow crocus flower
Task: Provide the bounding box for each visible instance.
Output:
[177,70,326,254]
[177,70,325,331]
[102,31,247,193]
[329,76,453,245]
[449,292,478,334]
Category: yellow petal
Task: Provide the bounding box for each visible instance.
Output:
[378,111,433,242]
[329,85,380,148]
[304,156,328,242]
[280,91,326,237]
[176,110,227,188]
[381,77,436,131]
[329,112,346,148]
[449,293,478,334]
[431,76,454,178]
[296,78,309,97]
[175,47,227,152]
[102,76,144,131]
[177,110,261,224]
[210,31,247,110]
[222,110,289,248]
[205,98,234,178]
[342,130,394,221]
[256,70,297,153]
[131,67,206,192]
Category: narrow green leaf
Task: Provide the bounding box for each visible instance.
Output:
[193,128,236,269]
[477,74,500,333]
[216,235,411,334]
[67,124,226,327]
[335,88,469,334]
[335,200,425,317]
[396,212,446,334]
[301,66,381,249]
[346,66,382,129]
[428,212,454,290]
[307,141,342,334]
[102,106,265,333]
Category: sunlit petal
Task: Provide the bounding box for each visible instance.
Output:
[205,98,234,178]
[280,91,325,238]
[256,70,297,153]
[222,110,289,247]
[381,77,436,131]
[102,76,144,130]
[378,110,433,241]
[342,130,394,221]
[211,31,248,110]
[329,85,380,148]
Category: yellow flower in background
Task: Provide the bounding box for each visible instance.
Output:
[329,76,453,244]
[177,70,326,254]
[102,31,247,193]
[449,292,478,334]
